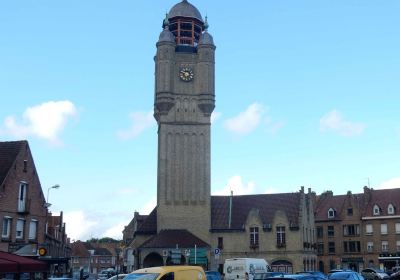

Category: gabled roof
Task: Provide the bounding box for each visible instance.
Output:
[0,140,26,185]
[364,188,400,216]
[315,192,364,221]
[135,193,303,234]
[71,241,91,258]
[141,229,210,248]
[136,207,157,234]
[211,193,302,230]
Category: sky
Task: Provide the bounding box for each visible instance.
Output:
[1,0,399,241]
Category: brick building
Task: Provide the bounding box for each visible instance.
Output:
[0,140,71,275]
[315,187,400,273]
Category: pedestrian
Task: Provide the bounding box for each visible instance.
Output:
[245,272,249,280]
[221,273,225,280]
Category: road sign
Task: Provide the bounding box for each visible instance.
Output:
[214,248,221,255]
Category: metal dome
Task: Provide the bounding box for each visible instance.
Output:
[168,0,203,22]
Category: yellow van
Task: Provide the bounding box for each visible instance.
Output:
[124,266,206,280]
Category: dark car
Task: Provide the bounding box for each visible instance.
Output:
[253,272,286,280]
[390,271,400,280]
[328,271,364,280]
[296,272,327,279]
[265,273,326,280]
[361,269,390,280]
[206,271,222,280]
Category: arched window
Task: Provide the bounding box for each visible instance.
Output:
[373,205,380,216]
[388,204,395,215]
[328,208,335,218]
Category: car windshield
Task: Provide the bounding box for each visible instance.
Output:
[124,273,159,280]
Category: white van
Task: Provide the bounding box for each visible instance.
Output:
[224,258,271,280]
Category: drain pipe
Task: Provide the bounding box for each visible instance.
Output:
[229,190,233,228]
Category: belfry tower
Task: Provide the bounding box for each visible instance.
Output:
[154,0,215,242]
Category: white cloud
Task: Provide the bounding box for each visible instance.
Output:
[103,222,128,240]
[0,100,77,145]
[64,211,98,241]
[211,111,222,124]
[223,103,265,135]
[117,110,155,140]
[213,175,255,195]
[378,177,400,189]
[320,110,365,137]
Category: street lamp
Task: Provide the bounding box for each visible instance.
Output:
[45,184,60,208]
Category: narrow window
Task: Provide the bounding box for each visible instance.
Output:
[16,219,25,239]
[276,226,286,246]
[316,226,323,238]
[396,223,400,234]
[367,242,374,252]
[29,220,38,240]
[382,241,389,252]
[381,224,388,235]
[2,217,12,238]
[328,208,335,218]
[388,204,395,215]
[249,226,259,247]
[396,240,400,252]
[373,205,380,216]
[328,242,335,254]
[23,160,27,172]
[366,224,373,235]
[328,225,335,237]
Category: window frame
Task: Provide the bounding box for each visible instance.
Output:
[276,225,286,246]
[328,208,335,218]
[388,204,395,215]
[381,223,388,235]
[381,241,389,252]
[249,226,259,247]
[28,219,38,240]
[16,218,25,239]
[327,225,335,237]
[373,205,380,216]
[2,216,12,238]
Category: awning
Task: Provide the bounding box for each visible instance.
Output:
[0,251,48,273]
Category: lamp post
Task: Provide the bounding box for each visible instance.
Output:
[45,184,60,233]
[46,184,60,207]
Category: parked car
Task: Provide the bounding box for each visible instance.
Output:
[296,272,327,279]
[206,271,222,280]
[253,272,286,280]
[328,271,364,280]
[390,271,400,280]
[107,274,127,280]
[361,269,390,280]
[263,273,326,280]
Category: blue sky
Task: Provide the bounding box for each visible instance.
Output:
[1,0,399,241]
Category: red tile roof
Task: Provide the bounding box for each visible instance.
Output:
[71,241,91,257]
[363,188,400,216]
[141,229,210,248]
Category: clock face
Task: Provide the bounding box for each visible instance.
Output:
[179,67,194,82]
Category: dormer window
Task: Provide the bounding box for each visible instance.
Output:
[388,204,395,215]
[328,208,335,218]
[373,205,380,216]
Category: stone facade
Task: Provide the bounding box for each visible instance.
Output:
[122,0,317,274]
